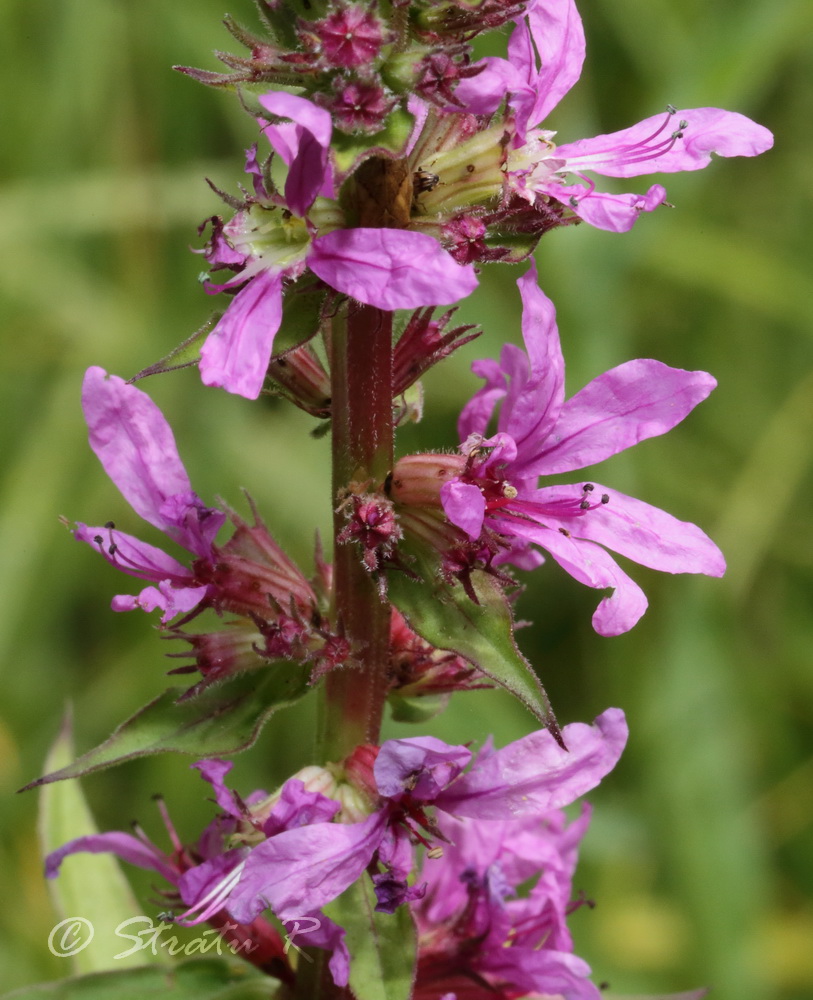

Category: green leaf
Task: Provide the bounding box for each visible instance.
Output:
[129,315,220,381]
[388,542,560,741]
[22,664,311,790]
[38,714,165,974]
[0,958,276,1000]
[324,875,416,1000]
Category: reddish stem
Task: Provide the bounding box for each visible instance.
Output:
[322,301,394,758]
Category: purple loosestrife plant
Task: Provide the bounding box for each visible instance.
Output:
[31,0,773,997]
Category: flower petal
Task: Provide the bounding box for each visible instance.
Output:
[192,759,243,818]
[226,810,388,924]
[374,736,471,800]
[436,708,627,818]
[515,359,717,477]
[440,480,486,540]
[200,270,284,400]
[45,832,178,884]
[75,522,191,583]
[308,229,478,310]
[259,92,333,214]
[497,263,564,451]
[111,580,209,623]
[539,484,726,577]
[82,367,192,537]
[551,182,667,232]
[457,357,506,441]
[557,107,773,178]
[508,0,585,132]
[452,57,520,115]
[500,519,649,634]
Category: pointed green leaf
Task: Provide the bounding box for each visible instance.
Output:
[388,542,560,741]
[0,958,275,1000]
[22,664,310,790]
[129,315,220,381]
[38,714,165,974]
[324,875,416,1000]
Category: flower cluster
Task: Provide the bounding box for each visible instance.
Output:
[47,710,627,993]
[41,0,773,996]
[191,0,770,400]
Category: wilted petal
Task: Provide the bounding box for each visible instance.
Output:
[45,832,178,884]
[517,360,717,477]
[440,480,486,540]
[259,92,333,214]
[308,229,478,310]
[192,760,243,818]
[226,810,388,924]
[375,736,471,800]
[557,107,773,178]
[82,367,192,537]
[111,580,209,622]
[436,708,627,818]
[200,270,284,400]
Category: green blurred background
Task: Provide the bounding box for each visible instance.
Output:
[1,0,811,995]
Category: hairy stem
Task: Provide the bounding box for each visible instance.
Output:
[321,301,394,760]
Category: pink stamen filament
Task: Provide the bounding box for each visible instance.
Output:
[565,109,689,173]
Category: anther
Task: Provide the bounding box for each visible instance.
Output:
[582,483,594,492]
[579,499,591,510]
[601,494,610,504]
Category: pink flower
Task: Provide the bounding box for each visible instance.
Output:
[199,92,477,399]
[74,367,225,622]
[413,808,601,999]
[46,712,626,988]
[459,0,773,231]
[439,262,726,635]
[74,368,318,647]
[224,708,627,924]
